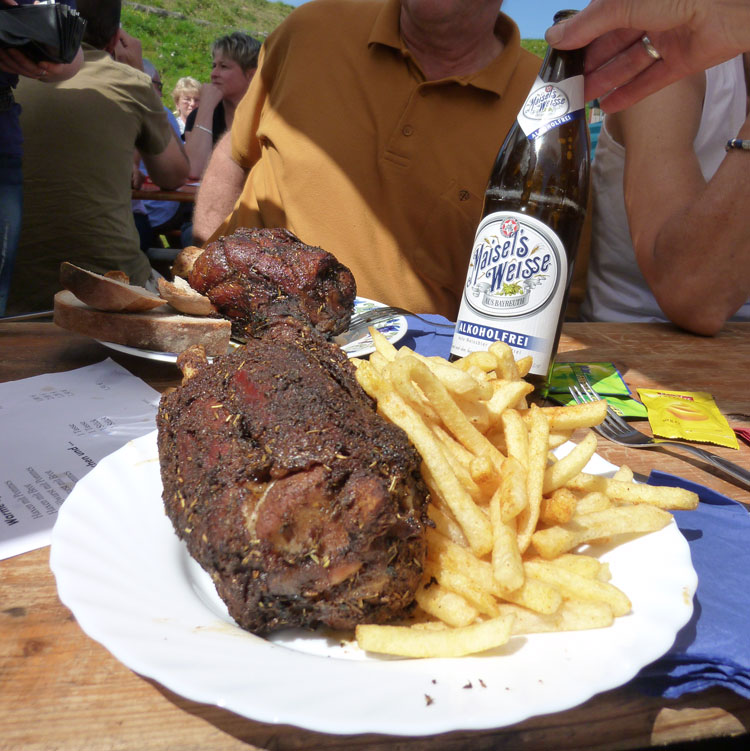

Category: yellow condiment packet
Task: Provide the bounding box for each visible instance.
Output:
[637,388,739,450]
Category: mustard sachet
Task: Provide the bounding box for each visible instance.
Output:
[637,388,739,450]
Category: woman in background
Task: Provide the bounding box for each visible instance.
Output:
[171,75,200,135]
[183,32,260,178]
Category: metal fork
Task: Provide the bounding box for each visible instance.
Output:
[345,305,454,337]
[569,378,750,489]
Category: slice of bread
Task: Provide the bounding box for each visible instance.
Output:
[157,276,215,316]
[53,290,232,357]
[60,262,166,312]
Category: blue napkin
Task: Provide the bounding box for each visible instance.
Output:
[404,317,750,700]
[634,471,750,699]
[400,314,454,358]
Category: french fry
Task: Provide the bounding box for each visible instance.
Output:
[548,430,574,449]
[515,355,533,378]
[496,576,563,615]
[501,408,529,468]
[469,454,497,497]
[487,381,535,424]
[427,503,468,547]
[539,487,578,525]
[403,349,492,400]
[355,615,514,658]
[368,326,399,361]
[358,362,493,555]
[450,349,498,373]
[524,559,632,616]
[489,492,524,592]
[613,464,634,482]
[352,339,697,658]
[489,341,520,380]
[388,356,441,424]
[454,392,491,432]
[542,431,598,494]
[399,355,505,470]
[368,350,392,375]
[496,456,527,521]
[534,552,604,579]
[426,433,481,500]
[566,474,699,510]
[497,599,614,633]
[414,581,478,627]
[574,490,611,514]
[516,405,549,554]
[531,505,673,559]
[520,400,608,431]
[423,559,500,617]
[426,529,497,593]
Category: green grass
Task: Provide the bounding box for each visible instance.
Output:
[521,39,548,58]
[122,0,295,105]
[121,1,546,109]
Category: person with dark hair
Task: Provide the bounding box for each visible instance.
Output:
[5,0,188,315]
[183,31,260,178]
[0,0,82,315]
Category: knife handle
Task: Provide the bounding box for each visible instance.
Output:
[674,443,750,489]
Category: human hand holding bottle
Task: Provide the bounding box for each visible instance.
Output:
[545,0,750,112]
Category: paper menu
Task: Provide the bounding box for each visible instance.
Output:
[0,359,160,560]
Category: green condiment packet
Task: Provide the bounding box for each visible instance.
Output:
[546,362,631,396]
[544,362,648,418]
[548,392,649,418]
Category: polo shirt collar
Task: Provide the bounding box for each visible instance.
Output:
[368,0,525,97]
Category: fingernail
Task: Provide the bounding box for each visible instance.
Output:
[544,23,564,46]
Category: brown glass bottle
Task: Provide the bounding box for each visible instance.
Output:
[449,10,590,387]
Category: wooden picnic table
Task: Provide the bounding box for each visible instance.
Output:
[1,320,748,751]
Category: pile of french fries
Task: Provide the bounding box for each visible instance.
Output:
[352,331,699,659]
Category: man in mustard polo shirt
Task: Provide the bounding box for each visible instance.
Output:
[193,0,540,318]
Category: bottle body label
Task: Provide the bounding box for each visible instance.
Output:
[450,212,568,375]
[517,75,584,140]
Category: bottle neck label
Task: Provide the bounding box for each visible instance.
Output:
[450,211,568,375]
[517,75,585,140]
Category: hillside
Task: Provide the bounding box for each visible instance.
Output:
[122,1,546,108]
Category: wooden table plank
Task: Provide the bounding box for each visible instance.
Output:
[1,321,749,750]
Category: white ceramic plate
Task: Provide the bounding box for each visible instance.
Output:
[50,432,696,736]
[96,297,407,363]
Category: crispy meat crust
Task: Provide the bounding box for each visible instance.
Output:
[157,319,429,634]
[188,227,357,339]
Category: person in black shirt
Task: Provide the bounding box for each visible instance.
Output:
[183,32,260,178]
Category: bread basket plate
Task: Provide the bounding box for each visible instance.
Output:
[50,432,696,736]
[96,297,407,362]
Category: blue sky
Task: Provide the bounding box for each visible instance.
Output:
[277,1,589,41]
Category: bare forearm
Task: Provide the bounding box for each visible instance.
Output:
[644,124,750,334]
[184,126,215,179]
[192,134,247,245]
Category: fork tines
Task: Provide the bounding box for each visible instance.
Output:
[569,380,629,433]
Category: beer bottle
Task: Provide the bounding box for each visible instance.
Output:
[449,10,590,386]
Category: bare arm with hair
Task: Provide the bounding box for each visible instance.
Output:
[615,74,750,334]
[192,132,248,245]
[545,0,750,112]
